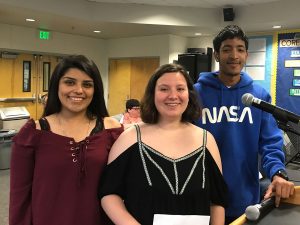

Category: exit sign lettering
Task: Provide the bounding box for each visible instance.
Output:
[39,30,50,40]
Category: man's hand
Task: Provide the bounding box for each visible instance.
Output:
[264,176,294,207]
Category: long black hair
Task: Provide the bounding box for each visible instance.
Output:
[43,55,109,119]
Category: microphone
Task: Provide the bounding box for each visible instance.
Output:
[245,197,275,221]
[241,93,300,124]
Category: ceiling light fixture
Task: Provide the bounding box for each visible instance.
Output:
[272,25,281,29]
[195,33,202,36]
[93,30,101,33]
[25,18,35,22]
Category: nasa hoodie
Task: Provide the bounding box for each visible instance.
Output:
[194,71,285,217]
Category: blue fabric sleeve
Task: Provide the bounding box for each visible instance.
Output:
[258,92,285,179]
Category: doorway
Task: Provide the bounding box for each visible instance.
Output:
[107,57,159,116]
[0,53,60,120]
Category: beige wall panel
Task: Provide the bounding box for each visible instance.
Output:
[0,58,14,97]
[130,58,159,101]
[108,59,131,116]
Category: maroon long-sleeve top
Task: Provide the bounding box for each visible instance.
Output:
[9,119,123,225]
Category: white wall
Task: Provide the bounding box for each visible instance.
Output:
[107,34,190,64]
[188,36,219,71]
[0,23,109,97]
[168,35,188,63]
[107,35,170,64]
[0,23,215,100]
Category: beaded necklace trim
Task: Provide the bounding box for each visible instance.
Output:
[134,125,207,195]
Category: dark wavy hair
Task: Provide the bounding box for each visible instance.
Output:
[126,99,140,111]
[141,63,201,124]
[213,25,249,52]
[43,55,109,119]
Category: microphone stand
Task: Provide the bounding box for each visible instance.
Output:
[272,106,300,165]
[276,119,300,166]
[277,121,300,136]
[273,107,300,135]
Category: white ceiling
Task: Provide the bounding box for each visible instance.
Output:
[0,0,298,39]
[88,0,282,8]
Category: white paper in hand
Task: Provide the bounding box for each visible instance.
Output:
[153,214,210,225]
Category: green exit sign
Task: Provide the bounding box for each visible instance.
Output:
[39,30,50,40]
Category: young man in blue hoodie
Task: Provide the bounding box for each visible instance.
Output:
[194,25,294,224]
